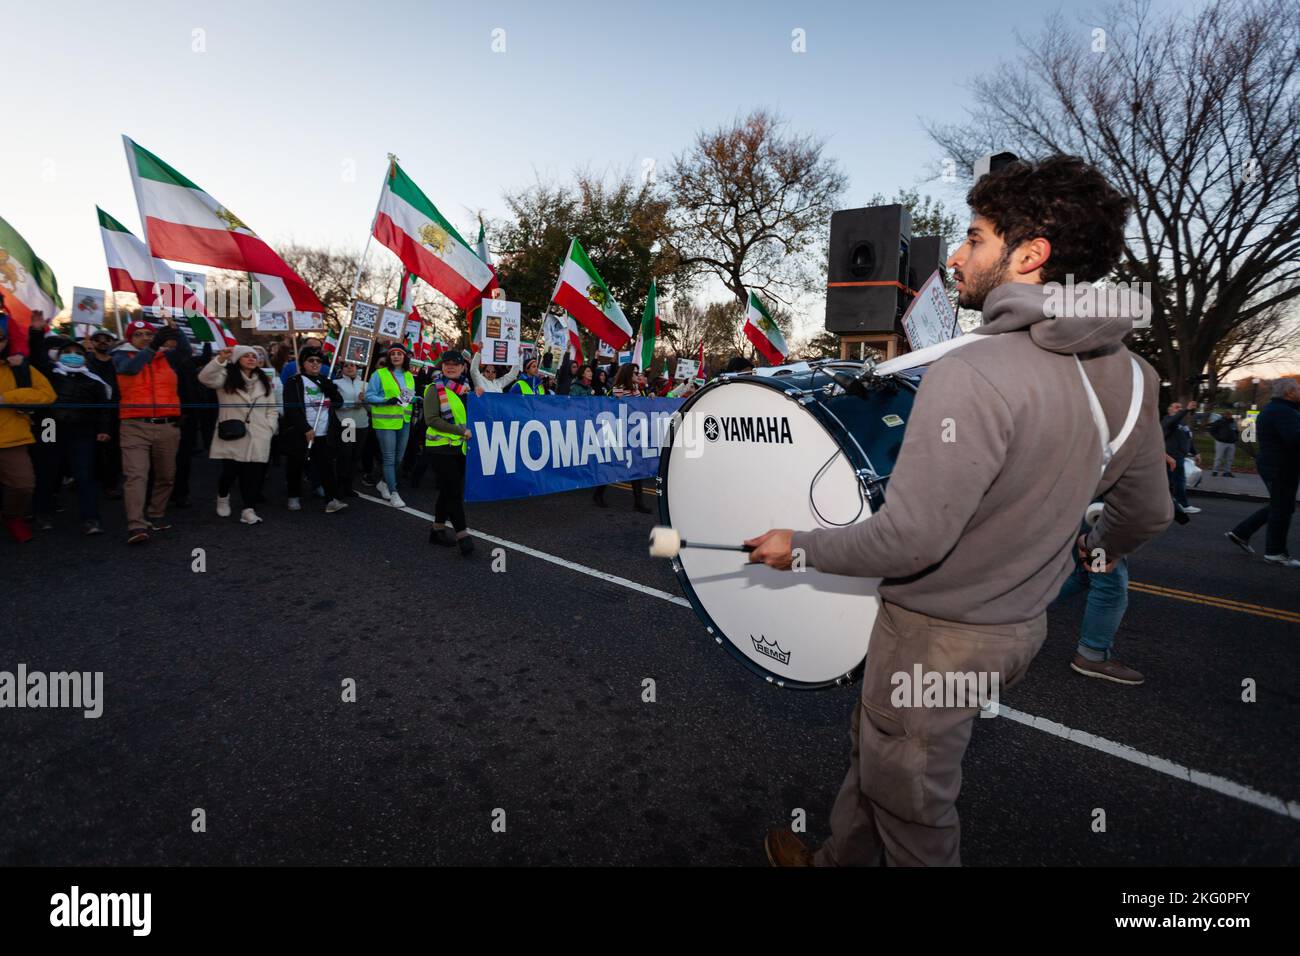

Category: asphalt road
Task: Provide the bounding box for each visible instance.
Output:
[3,458,1298,866]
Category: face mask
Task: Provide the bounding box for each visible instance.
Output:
[59,354,87,368]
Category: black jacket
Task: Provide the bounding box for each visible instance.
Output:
[282,373,343,449]
[1208,416,1238,444]
[27,329,113,436]
[1161,409,1193,457]
[1256,397,1300,479]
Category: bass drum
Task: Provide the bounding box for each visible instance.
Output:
[658,363,921,689]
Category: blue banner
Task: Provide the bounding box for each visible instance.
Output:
[464,394,684,502]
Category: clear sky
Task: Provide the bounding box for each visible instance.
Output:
[12,0,1276,373]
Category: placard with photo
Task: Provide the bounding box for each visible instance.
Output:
[255,312,289,332]
[349,300,380,334]
[377,307,406,341]
[291,311,325,331]
[341,332,375,367]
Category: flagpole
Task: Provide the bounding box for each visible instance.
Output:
[330,154,393,377]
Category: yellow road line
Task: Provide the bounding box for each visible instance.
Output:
[601,487,1297,622]
[610,481,660,496]
[1129,581,1300,624]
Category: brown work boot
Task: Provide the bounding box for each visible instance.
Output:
[764,826,814,867]
[1070,654,1145,686]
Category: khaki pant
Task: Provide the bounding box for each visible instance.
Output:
[0,445,36,518]
[815,600,1048,867]
[120,419,180,531]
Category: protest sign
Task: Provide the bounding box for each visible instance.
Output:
[900,269,957,351]
[465,394,685,501]
[70,287,105,337]
[480,298,521,366]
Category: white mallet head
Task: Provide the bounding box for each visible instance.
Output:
[648,526,682,559]
[1085,502,1105,527]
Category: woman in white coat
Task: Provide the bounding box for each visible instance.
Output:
[198,345,280,525]
[470,350,521,395]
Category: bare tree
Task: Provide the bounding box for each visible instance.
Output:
[925,0,1300,399]
[1209,305,1300,389]
[667,110,847,306]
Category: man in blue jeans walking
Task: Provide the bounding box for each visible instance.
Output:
[1051,507,1144,685]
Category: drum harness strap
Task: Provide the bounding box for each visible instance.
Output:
[1075,354,1145,482]
[876,333,1146,484]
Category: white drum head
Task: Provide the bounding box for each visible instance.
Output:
[663,379,879,687]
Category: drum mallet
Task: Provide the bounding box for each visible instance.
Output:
[648,526,754,558]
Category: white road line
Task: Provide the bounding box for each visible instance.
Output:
[360,493,690,608]
[993,705,1300,821]
[361,493,1300,823]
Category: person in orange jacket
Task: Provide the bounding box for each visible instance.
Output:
[0,315,56,543]
[112,317,192,545]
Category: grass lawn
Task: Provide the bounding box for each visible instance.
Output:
[1192,426,1258,474]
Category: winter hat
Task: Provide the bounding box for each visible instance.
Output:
[230,344,260,363]
[125,320,158,336]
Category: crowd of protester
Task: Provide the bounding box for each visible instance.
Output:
[2,309,1294,575]
[0,312,724,552]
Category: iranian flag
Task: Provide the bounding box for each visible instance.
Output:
[743,289,788,366]
[97,207,235,345]
[551,238,633,350]
[566,313,585,362]
[0,213,62,354]
[466,218,498,345]
[636,280,658,369]
[372,161,493,311]
[323,330,338,357]
[123,136,324,314]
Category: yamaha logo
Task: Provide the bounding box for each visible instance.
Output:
[704,416,793,444]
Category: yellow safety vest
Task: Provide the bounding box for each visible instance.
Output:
[513,380,547,396]
[371,368,414,430]
[425,383,467,455]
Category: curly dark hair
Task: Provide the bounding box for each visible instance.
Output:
[966,155,1129,285]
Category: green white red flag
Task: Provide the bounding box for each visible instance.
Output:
[372,161,493,311]
[636,280,658,369]
[551,238,633,350]
[742,289,788,366]
[122,136,323,314]
[97,207,234,345]
[466,217,499,346]
[0,213,62,355]
[566,313,585,362]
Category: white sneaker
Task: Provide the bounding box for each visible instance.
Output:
[216,495,232,518]
[240,508,263,525]
[325,499,348,514]
[287,497,302,511]
[389,492,406,509]
[376,481,392,501]
[1182,506,1202,514]
[1263,553,1300,568]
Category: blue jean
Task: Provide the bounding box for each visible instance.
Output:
[1168,459,1188,507]
[374,425,409,492]
[34,432,100,522]
[1051,549,1129,659]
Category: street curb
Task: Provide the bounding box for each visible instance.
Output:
[1189,488,1272,503]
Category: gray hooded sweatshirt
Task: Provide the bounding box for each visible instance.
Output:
[791,282,1173,625]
